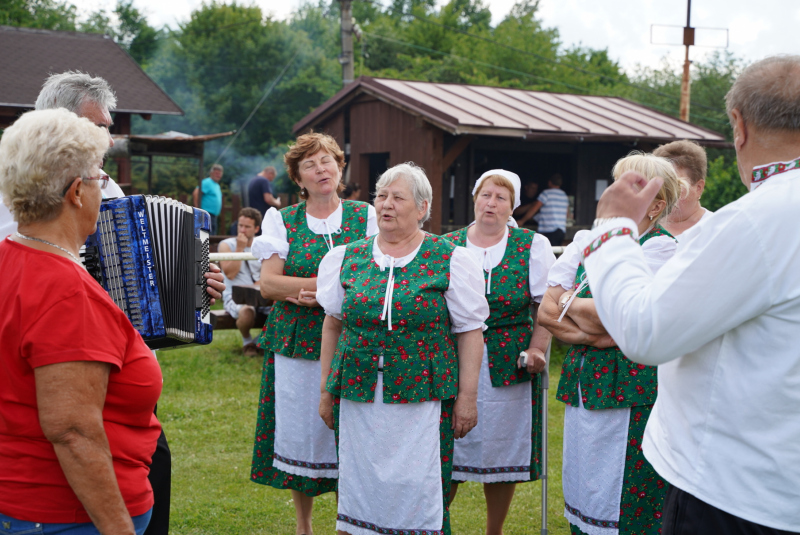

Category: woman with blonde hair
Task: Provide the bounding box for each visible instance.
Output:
[443,169,555,535]
[539,153,684,535]
[249,132,378,535]
[0,109,161,534]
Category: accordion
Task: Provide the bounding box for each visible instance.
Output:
[83,195,213,349]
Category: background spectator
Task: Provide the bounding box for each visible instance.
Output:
[340,181,361,200]
[247,165,280,217]
[193,164,224,234]
[518,173,569,245]
[654,140,712,236]
[219,208,265,357]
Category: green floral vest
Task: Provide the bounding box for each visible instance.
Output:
[443,226,535,388]
[556,225,675,410]
[325,233,459,404]
[259,200,370,360]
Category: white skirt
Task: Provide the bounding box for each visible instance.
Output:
[273,354,338,479]
[452,344,533,483]
[562,385,630,535]
[337,373,444,535]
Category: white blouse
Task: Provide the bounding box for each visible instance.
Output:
[317,236,489,334]
[548,228,677,290]
[463,228,555,303]
[251,202,379,261]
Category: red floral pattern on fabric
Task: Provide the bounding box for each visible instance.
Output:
[442,227,536,387]
[250,354,337,495]
[556,225,675,410]
[619,404,668,534]
[251,200,369,494]
[258,200,369,360]
[326,234,459,404]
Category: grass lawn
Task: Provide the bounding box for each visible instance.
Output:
[158,330,571,534]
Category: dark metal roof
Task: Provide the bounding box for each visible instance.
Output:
[294,76,728,146]
[0,26,182,115]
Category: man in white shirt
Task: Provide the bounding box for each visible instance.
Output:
[579,55,800,534]
[219,208,265,357]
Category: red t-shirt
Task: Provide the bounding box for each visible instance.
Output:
[0,238,162,523]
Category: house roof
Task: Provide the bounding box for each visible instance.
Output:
[0,26,182,115]
[294,77,729,146]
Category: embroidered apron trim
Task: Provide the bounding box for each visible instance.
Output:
[337,514,444,535]
[565,501,619,529]
[273,452,338,470]
[452,464,530,475]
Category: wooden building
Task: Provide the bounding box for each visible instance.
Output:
[294,77,729,235]
[0,25,183,189]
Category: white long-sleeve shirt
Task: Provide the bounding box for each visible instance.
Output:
[581,163,800,531]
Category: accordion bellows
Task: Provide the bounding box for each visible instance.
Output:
[84,195,213,349]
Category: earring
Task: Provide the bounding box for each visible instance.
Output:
[301,187,307,197]
[649,215,653,221]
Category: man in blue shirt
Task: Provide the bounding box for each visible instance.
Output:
[247,166,281,217]
[193,164,223,234]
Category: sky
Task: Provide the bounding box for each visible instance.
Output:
[70,0,800,72]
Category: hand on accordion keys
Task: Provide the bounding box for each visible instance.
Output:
[204,263,225,304]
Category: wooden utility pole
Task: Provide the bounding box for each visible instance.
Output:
[340,0,354,86]
[679,0,694,122]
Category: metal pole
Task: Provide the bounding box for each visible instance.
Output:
[679,0,694,122]
[541,342,551,535]
[340,0,354,85]
[147,155,153,194]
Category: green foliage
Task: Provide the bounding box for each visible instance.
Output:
[703,155,747,212]
[77,0,161,66]
[629,51,742,139]
[0,0,77,30]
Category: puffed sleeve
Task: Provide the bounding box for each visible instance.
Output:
[641,234,677,275]
[317,245,348,320]
[529,233,556,302]
[251,208,289,261]
[445,246,490,333]
[547,230,592,290]
[366,205,379,237]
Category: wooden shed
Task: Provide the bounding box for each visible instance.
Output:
[293,76,729,235]
[0,25,183,190]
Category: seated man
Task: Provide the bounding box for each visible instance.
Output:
[219,208,264,356]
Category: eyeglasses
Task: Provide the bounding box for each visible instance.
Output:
[61,171,110,196]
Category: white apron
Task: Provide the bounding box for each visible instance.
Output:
[452,344,532,483]
[337,373,444,535]
[273,354,339,479]
[562,383,630,535]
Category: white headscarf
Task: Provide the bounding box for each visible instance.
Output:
[472,169,522,227]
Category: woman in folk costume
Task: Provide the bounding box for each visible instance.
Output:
[250,133,378,535]
[316,163,489,535]
[442,170,555,535]
[539,153,685,535]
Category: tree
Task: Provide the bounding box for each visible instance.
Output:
[78,0,161,66]
[702,155,746,211]
[0,0,77,30]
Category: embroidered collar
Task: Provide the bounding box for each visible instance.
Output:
[751,157,800,190]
